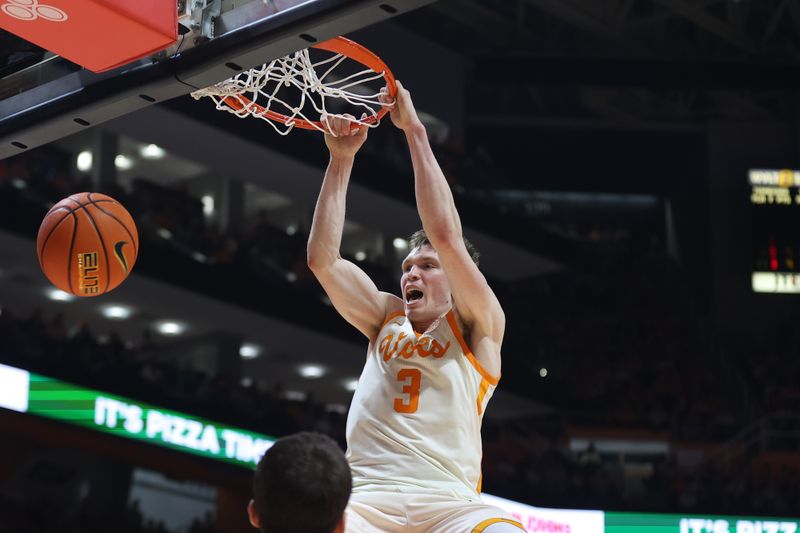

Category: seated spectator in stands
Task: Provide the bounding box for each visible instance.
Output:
[248,432,351,533]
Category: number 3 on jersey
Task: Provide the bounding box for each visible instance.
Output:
[394,368,421,413]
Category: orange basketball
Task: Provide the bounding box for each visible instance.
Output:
[36,192,139,297]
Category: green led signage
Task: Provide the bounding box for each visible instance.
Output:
[605,512,799,533]
[1,363,274,468]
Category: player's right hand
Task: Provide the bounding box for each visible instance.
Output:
[322,113,369,158]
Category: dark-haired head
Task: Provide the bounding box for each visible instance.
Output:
[248,432,352,533]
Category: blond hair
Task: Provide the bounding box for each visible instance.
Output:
[408,229,480,266]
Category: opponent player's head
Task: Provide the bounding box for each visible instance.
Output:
[401,230,480,323]
[248,432,351,533]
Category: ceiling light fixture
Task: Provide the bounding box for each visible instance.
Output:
[240,343,261,359]
[140,144,166,159]
[201,195,214,217]
[156,321,185,336]
[299,365,326,379]
[76,151,92,172]
[102,305,132,320]
[114,154,133,170]
[47,288,74,302]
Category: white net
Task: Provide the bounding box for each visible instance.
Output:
[190,47,391,135]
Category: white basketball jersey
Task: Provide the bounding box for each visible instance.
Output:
[345,309,500,500]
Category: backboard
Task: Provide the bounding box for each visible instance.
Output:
[0,0,436,159]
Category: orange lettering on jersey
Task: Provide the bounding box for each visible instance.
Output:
[379,334,395,362]
[393,332,407,351]
[378,332,451,362]
[416,337,432,356]
[428,340,450,358]
[399,339,416,359]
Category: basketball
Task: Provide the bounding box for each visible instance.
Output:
[36,192,139,297]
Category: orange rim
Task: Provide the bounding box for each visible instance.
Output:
[220,36,396,131]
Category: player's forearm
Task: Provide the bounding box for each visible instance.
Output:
[405,123,463,242]
[307,155,354,270]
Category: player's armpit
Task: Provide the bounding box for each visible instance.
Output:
[311,257,401,341]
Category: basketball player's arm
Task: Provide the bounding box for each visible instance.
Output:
[385,83,505,367]
[307,115,399,341]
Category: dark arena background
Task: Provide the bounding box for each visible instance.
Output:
[2,1,800,532]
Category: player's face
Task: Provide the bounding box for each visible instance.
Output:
[400,245,452,321]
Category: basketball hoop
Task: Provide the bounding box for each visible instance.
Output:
[191,36,396,135]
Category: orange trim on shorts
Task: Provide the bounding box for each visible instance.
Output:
[446,311,500,386]
[471,518,527,532]
[476,472,483,494]
[381,311,405,328]
[477,378,490,416]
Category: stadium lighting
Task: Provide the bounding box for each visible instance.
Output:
[76,151,92,172]
[299,365,326,379]
[156,321,185,336]
[201,195,214,217]
[114,154,133,170]
[354,250,367,261]
[140,143,166,159]
[343,378,359,392]
[240,343,261,359]
[539,367,548,378]
[47,288,74,302]
[102,305,132,320]
[393,238,408,250]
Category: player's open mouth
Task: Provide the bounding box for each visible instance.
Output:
[405,288,423,304]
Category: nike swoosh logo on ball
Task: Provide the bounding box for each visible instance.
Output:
[113,241,130,274]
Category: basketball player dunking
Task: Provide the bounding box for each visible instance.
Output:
[307,81,525,533]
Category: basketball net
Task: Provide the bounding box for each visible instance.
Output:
[190,37,395,135]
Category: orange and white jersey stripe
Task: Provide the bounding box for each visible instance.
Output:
[345,309,500,500]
